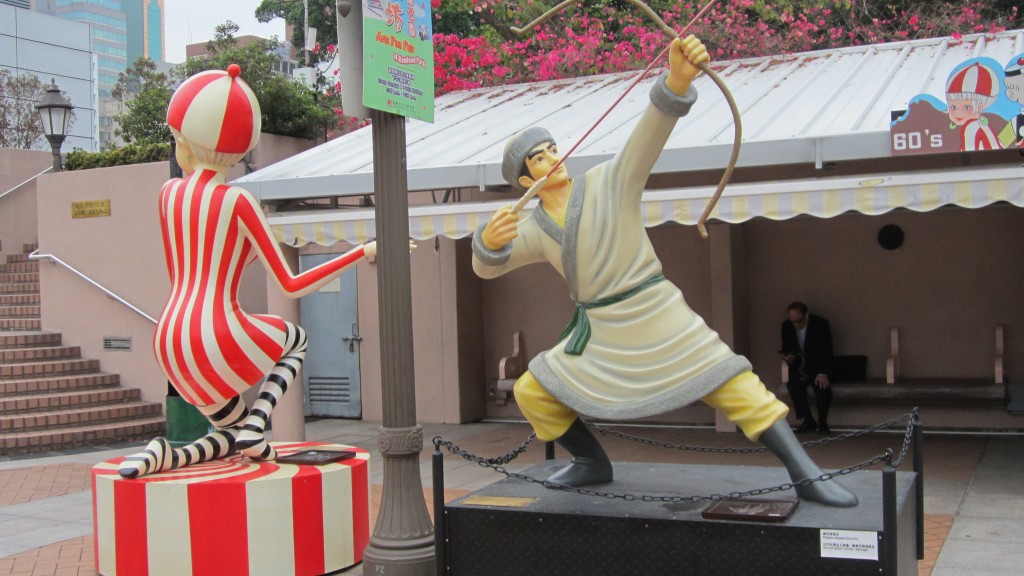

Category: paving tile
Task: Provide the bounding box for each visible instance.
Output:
[1,491,91,516]
[0,544,23,560]
[963,475,1024,496]
[2,522,92,551]
[0,517,59,540]
[0,466,91,507]
[931,568,1021,576]
[935,537,1024,573]
[957,493,1024,519]
[945,515,1024,543]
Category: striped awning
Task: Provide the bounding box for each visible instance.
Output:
[269,166,1024,247]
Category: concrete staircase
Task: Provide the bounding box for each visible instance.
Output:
[0,245,164,456]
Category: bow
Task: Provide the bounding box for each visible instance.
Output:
[509,0,741,239]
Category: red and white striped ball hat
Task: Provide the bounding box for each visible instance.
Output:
[946,62,1000,98]
[167,64,261,154]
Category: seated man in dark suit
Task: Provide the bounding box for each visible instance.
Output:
[781,302,834,434]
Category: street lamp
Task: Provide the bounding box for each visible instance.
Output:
[35,79,74,172]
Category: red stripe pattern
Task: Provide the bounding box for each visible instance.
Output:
[167,68,261,155]
[92,443,371,576]
[946,63,999,97]
[960,121,1000,151]
[154,170,366,406]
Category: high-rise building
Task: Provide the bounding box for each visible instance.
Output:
[124,0,164,64]
[32,1,164,148]
[1,2,100,151]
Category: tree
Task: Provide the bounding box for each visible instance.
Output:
[179,21,336,140]
[0,71,63,150]
[256,0,337,68]
[113,57,176,145]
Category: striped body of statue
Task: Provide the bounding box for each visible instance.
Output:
[119,64,374,479]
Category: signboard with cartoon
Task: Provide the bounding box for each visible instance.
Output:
[362,0,434,122]
[890,54,1024,155]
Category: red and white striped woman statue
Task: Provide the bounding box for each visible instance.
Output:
[119,65,375,478]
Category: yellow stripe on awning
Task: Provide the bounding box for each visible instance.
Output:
[270,167,1024,247]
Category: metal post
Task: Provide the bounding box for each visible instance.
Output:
[912,413,924,560]
[45,135,64,173]
[433,441,446,576]
[361,109,435,574]
[882,465,898,575]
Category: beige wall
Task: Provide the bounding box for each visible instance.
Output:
[745,204,1024,386]
[0,149,52,259]
[36,162,173,402]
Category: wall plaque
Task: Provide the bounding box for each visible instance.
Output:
[72,199,111,219]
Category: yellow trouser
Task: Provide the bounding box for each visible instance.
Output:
[513,370,788,442]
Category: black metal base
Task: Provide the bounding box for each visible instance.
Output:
[441,462,918,576]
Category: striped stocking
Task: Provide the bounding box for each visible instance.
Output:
[118,396,248,479]
[235,324,308,461]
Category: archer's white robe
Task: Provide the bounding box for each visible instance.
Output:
[473,76,750,421]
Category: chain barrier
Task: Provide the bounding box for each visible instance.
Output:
[433,408,919,503]
[593,409,917,455]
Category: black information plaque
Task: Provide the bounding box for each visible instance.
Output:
[276,449,356,466]
[702,498,799,522]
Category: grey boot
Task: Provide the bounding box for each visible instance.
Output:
[547,418,613,487]
[760,420,859,507]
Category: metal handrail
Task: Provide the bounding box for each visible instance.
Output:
[0,167,52,202]
[28,249,158,325]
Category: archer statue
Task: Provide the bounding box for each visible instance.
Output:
[473,35,857,507]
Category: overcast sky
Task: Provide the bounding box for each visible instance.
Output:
[163,0,287,63]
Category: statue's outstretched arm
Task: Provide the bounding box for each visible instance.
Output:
[233,187,371,298]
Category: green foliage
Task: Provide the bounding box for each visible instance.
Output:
[256,0,337,67]
[259,73,335,140]
[433,1,485,37]
[64,142,171,171]
[177,21,335,140]
[113,57,175,145]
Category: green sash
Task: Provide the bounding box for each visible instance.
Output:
[559,273,666,356]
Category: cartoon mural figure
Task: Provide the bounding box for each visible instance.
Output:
[945,62,1002,151]
[119,65,376,479]
[1001,55,1024,147]
[473,36,857,507]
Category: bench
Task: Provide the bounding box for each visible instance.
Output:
[888,324,1006,386]
[779,325,1008,410]
[493,331,524,406]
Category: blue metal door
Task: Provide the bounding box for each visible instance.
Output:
[298,254,361,418]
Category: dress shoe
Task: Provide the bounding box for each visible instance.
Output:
[794,419,818,434]
[818,423,831,435]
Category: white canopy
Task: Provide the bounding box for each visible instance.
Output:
[234,29,1024,246]
[269,165,1024,246]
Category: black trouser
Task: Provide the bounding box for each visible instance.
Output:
[786,378,832,424]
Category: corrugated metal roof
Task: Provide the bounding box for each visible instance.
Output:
[236,29,1024,202]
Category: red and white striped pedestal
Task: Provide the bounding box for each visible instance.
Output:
[91,442,370,576]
